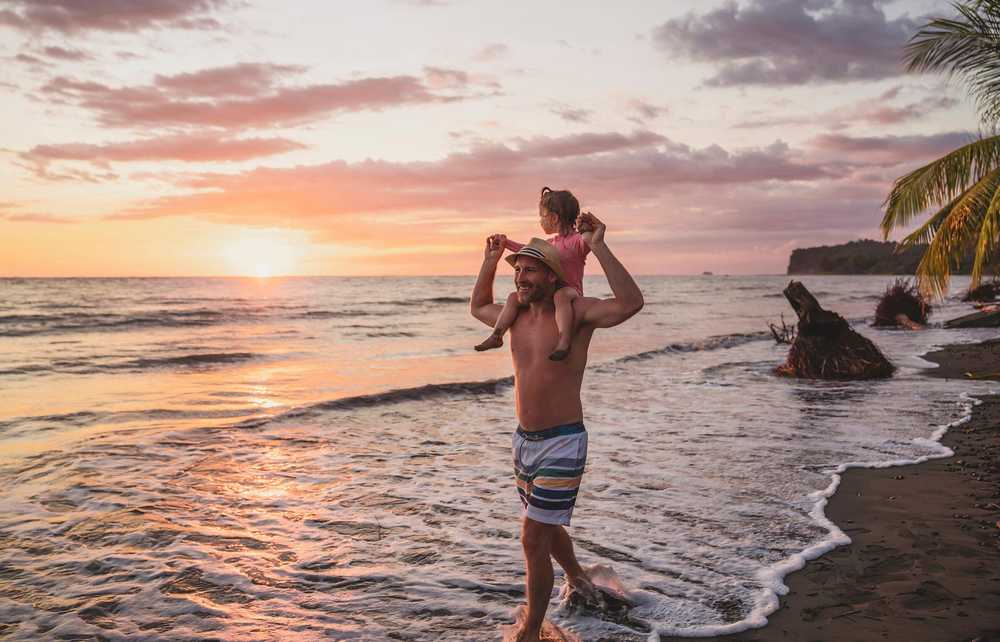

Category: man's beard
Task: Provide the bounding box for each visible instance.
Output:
[516,282,548,304]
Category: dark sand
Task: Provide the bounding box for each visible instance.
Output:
[659,339,1000,642]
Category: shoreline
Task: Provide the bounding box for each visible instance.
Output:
[659,339,1000,642]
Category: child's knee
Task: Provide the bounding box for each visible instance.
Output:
[506,291,520,304]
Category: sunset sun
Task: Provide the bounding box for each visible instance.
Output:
[220,229,302,277]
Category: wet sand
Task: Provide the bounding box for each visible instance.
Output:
[661,339,1000,642]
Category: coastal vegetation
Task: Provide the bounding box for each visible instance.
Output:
[873,279,931,328]
[881,0,1000,297]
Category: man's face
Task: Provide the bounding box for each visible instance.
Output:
[513,256,556,304]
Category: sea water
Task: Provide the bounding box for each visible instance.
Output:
[0,275,996,641]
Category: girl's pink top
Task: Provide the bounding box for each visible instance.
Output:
[505,233,590,294]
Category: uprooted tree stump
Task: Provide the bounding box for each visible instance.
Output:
[768,313,797,344]
[775,281,895,379]
[873,278,930,329]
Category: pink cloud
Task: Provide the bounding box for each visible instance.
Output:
[40,45,89,60]
[41,65,489,129]
[736,87,960,129]
[110,131,836,229]
[810,131,972,165]
[20,134,306,179]
[0,0,233,33]
[153,63,306,97]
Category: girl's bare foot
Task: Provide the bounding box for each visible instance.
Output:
[475,332,504,351]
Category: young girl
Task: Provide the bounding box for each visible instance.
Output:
[475,186,590,361]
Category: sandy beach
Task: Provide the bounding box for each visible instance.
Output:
[661,339,1000,642]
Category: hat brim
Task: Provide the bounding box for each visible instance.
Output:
[506,247,566,283]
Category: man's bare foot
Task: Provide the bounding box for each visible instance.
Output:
[475,332,503,351]
[565,573,599,603]
[514,629,542,642]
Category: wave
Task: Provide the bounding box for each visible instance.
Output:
[0,352,260,377]
[233,331,774,430]
[234,379,514,429]
[616,332,770,363]
[0,305,402,336]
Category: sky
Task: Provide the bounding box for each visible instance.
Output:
[0,0,980,276]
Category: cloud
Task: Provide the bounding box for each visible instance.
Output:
[627,99,668,124]
[551,106,592,123]
[473,43,509,62]
[810,131,973,165]
[41,65,491,129]
[0,201,79,223]
[19,133,306,179]
[0,0,233,33]
[40,45,90,60]
[153,63,306,97]
[111,131,835,229]
[735,87,960,129]
[653,0,918,86]
[3,212,77,223]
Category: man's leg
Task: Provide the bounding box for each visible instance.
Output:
[520,517,556,641]
[550,525,594,594]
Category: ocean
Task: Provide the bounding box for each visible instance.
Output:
[0,275,995,641]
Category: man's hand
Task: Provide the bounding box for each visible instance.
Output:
[484,234,505,262]
[576,211,605,247]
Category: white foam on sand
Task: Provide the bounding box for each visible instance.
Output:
[650,391,984,640]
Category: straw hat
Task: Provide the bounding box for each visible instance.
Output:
[505,238,566,282]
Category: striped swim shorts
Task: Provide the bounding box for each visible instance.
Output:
[512,421,588,526]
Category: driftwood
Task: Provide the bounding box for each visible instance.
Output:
[944,308,1000,328]
[962,280,999,303]
[873,278,930,329]
[775,281,894,379]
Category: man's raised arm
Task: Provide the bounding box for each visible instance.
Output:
[576,212,644,328]
[470,234,505,327]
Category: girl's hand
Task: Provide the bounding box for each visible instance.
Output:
[484,234,504,262]
[576,211,605,247]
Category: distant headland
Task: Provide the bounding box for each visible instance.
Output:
[786,239,986,275]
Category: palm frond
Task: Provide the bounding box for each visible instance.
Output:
[898,192,962,247]
[970,178,1000,284]
[905,1,1000,125]
[915,166,1000,297]
[881,135,1000,235]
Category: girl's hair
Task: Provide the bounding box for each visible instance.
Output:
[539,186,580,233]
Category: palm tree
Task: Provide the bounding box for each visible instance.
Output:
[881,0,1000,297]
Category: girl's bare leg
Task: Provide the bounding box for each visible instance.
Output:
[549,286,579,361]
[475,291,520,351]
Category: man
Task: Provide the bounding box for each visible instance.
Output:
[470,211,644,642]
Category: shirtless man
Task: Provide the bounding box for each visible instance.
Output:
[470,211,644,642]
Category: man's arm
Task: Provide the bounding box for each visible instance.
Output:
[575,212,643,328]
[470,234,505,327]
